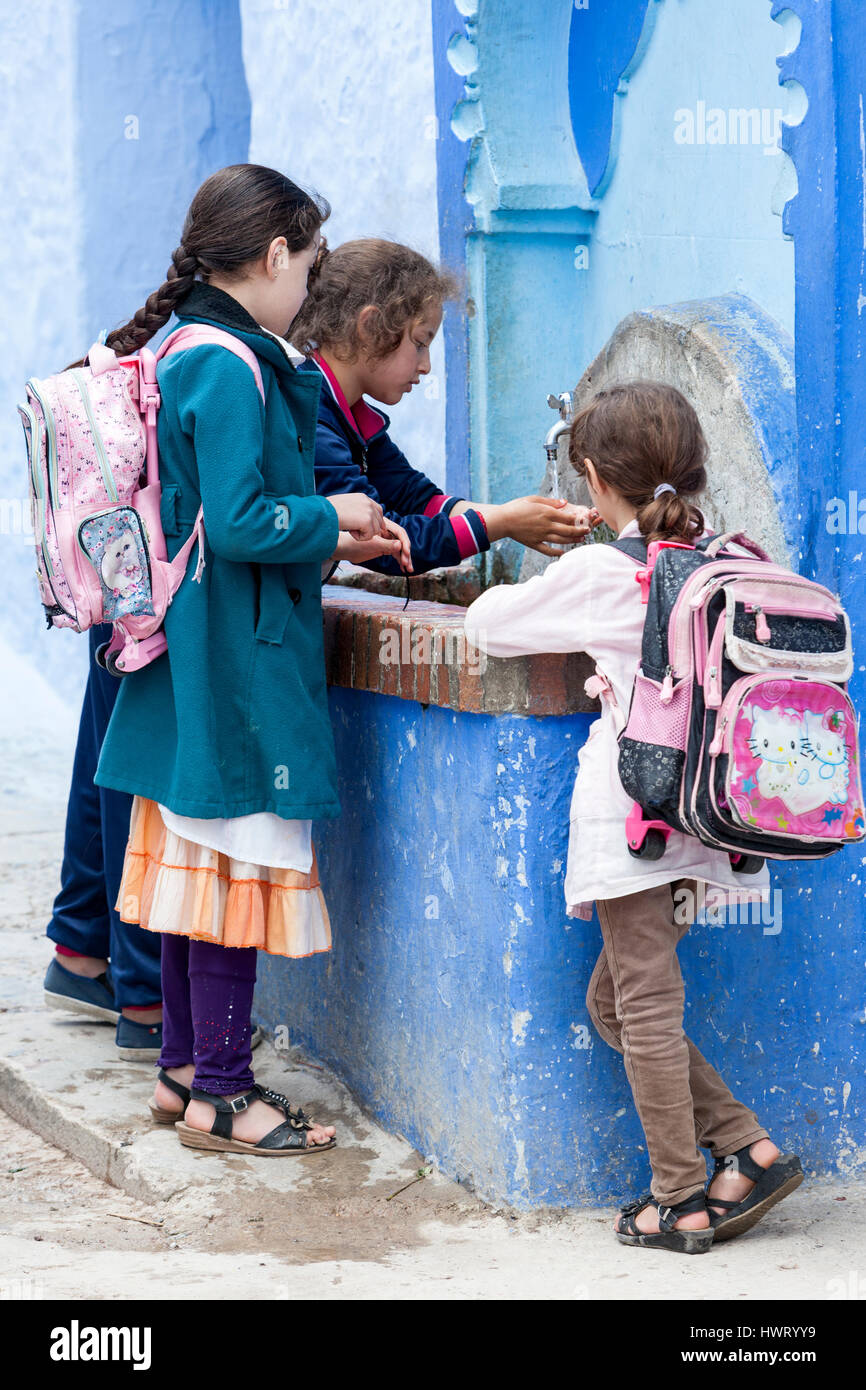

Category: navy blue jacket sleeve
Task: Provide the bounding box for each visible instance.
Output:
[314,416,489,575]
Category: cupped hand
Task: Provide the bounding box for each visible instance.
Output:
[332,531,405,565]
[504,496,602,555]
[380,516,413,573]
[326,492,385,542]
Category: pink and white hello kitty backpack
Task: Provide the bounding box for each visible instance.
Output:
[19,325,264,675]
[601,532,866,872]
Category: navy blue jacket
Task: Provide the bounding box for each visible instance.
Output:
[299,356,489,575]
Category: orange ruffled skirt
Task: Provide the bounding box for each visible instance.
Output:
[116,797,331,959]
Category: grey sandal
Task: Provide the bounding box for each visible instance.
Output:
[616,1189,715,1254]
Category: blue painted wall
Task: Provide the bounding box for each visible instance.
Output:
[257,688,639,1207]
[257,669,864,1207]
[766,0,866,1172]
[567,0,654,195]
[432,0,474,499]
[257,0,866,1206]
[573,0,796,374]
[434,0,597,588]
[1,2,88,701]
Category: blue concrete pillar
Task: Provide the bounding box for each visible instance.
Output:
[431,0,474,500]
[432,0,597,580]
[75,0,250,344]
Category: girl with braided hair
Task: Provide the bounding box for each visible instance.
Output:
[72,164,398,1154]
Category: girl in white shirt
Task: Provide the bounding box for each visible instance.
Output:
[464,380,803,1254]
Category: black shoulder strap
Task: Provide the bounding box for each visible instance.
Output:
[606,537,647,565]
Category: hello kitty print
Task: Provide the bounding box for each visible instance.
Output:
[728,679,864,841]
[78,507,154,622]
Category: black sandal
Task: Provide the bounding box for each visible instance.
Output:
[707,1143,803,1242]
[148,1068,191,1125]
[148,1028,264,1123]
[615,1189,715,1254]
[174,1083,336,1156]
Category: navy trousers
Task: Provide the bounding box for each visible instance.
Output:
[46,626,162,1007]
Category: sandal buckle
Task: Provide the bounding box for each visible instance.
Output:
[227,1094,249,1114]
[620,1194,651,1218]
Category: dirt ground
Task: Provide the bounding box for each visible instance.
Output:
[0,1104,489,1295]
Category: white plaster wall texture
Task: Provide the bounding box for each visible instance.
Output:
[0,2,89,704]
[580,0,796,361]
[240,0,447,488]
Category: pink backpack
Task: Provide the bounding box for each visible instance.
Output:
[19,326,264,675]
[604,533,866,871]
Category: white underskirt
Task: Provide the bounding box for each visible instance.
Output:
[156,805,313,874]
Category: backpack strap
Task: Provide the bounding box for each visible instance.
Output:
[607,536,648,564]
[582,537,648,734]
[139,326,269,584]
[155,324,265,397]
[699,530,771,562]
[140,325,265,486]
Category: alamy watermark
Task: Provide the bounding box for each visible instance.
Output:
[50,1321,151,1370]
[0,498,34,542]
[826,1270,866,1300]
[674,103,783,155]
[826,492,866,535]
[673,882,782,936]
[0,1276,45,1299]
[378,624,486,674]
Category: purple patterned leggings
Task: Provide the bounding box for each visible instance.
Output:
[158,933,257,1096]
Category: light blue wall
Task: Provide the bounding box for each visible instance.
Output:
[240,0,447,492]
[1,0,250,706]
[436,0,796,530]
[434,0,597,581]
[0,2,87,700]
[577,0,796,367]
[76,0,250,349]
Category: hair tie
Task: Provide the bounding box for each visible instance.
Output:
[653,483,676,500]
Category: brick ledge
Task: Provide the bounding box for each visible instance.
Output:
[322,586,597,716]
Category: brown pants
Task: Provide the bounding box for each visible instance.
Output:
[589,878,768,1206]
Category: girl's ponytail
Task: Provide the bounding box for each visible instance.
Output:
[635,489,704,548]
[568,380,708,545]
[104,243,200,357]
[68,164,328,369]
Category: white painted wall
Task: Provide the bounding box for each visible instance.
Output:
[0,2,89,705]
[240,0,447,486]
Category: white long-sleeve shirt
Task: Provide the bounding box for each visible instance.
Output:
[463,519,770,914]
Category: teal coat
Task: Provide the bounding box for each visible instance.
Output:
[95,284,341,820]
